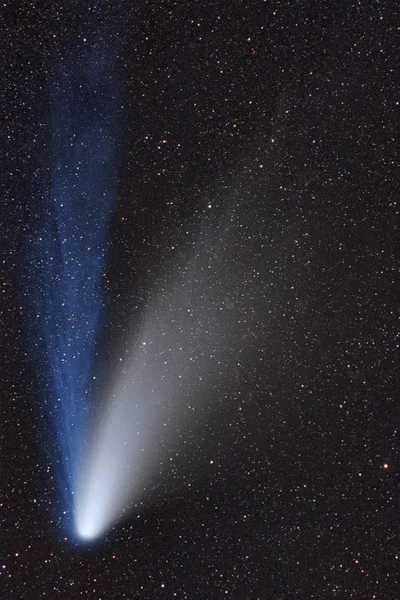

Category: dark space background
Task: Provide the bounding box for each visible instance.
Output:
[2,1,399,598]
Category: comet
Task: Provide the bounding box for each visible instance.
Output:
[24,8,252,543]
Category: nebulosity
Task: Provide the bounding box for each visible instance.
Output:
[73,210,257,541]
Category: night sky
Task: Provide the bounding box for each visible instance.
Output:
[2,1,399,599]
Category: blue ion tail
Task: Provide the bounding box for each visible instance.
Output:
[25,39,125,538]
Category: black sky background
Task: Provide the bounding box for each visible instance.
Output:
[2,1,399,598]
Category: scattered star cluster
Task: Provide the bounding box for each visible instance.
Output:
[2,1,398,599]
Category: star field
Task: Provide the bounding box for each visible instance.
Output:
[2,1,399,599]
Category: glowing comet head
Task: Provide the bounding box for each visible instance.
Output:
[74,458,116,541]
[75,517,100,542]
[74,478,109,541]
[73,392,148,542]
